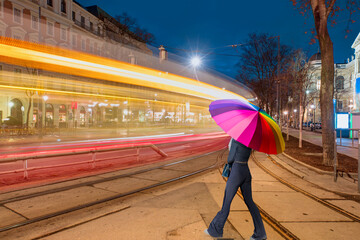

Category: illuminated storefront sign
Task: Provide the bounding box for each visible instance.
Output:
[356,78,360,112]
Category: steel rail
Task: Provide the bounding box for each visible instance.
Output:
[0,143,168,179]
[257,154,360,222]
[0,149,226,233]
[218,152,300,240]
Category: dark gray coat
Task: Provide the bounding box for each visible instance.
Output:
[227,138,252,164]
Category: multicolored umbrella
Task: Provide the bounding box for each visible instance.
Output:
[209,99,285,154]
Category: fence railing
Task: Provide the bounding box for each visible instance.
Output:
[0,143,168,180]
[336,128,359,147]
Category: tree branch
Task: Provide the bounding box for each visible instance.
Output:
[326,0,337,18]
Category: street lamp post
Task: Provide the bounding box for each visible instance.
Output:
[311,104,315,131]
[276,36,281,129]
[284,111,289,141]
[293,109,297,129]
[43,95,48,135]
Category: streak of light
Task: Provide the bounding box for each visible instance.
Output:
[0,84,208,109]
[18,132,188,150]
[0,37,247,102]
[0,132,229,159]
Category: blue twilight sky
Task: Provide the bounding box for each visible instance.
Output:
[77,0,360,78]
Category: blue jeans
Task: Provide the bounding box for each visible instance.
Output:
[208,162,266,239]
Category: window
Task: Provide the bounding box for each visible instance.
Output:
[72,11,75,21]
[60,28,67,41]
[336,76,344,90]
[89,43,93,52]
[81,39,86,50]
[47,0,53,7]
[80,16,85,28]
[72,34,77,46]
[13,8,21,24]
[31,15,39,30]
[47,22,54,36]
[0,1,3,18]
[97,26,101,35]
[90,22,93,31]
[337,101,343,110]
[14,68,21,74]
[61,0,66,13]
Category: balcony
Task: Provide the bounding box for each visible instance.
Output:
[73,20,103,38]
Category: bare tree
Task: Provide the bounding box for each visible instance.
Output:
[236,33,293,117]
[134,27,155,44]
[290,0,360,166]
[115,12,137,33]
[115,12,156,44]
[288,50,319,147]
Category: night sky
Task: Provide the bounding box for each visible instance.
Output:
[78,0,360,78]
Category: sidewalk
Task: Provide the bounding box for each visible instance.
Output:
[1,151,360,240]
[284,127,359,160]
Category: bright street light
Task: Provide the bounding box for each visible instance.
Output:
[190,56,201,68]
[294,109,297,113]
[284,111,288,115]
[43,95,48,101]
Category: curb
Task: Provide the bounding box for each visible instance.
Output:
[281,152,358,179]
[281,152,333,175]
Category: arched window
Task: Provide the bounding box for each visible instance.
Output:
[336,76,344,90]
[10,98,23,124]
[45,103,54,126]
[59,104,67,128]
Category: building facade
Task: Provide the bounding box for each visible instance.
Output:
[0,0,156,132]
[305,34,360,124]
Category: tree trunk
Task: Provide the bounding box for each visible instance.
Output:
[311,0,335,166]
[26,97,32,131]
[319,35,335,166]
[299,91,303,148]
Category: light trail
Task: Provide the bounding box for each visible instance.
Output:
[0,132,229,160]
[0,37,247,102]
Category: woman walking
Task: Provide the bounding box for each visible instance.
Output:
[205,138,267,240]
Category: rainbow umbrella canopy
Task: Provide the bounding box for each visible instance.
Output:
[209,99,285,154]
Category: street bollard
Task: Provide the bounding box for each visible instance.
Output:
[340,129,342,146]
[358,130,360,192]
[334,130,337,182]
[352,129,354,147]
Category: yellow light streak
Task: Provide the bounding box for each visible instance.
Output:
[0,84,209,110]
[0,37,247,102]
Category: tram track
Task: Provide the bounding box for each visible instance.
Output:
[218,152,299,240]
[217,151,360,240]
[0,149,227,234]
[254,154,360,223]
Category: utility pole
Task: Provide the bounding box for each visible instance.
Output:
[276,36,281,129]
[37,6,43,138]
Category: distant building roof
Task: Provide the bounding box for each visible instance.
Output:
[309,52,321,62]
